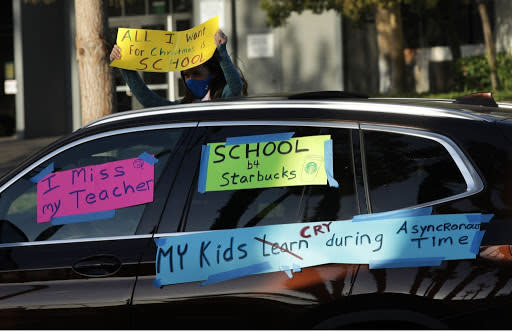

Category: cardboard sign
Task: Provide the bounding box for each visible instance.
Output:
[36,156,155,223]
[110,17,219,72]
[154,209,493,287]
[198,133,338,193]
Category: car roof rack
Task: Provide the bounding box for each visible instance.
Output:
[453,92,498,107]
[288,91,369,100]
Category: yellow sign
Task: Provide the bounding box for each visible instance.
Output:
[198,134,335,193]
[110,17,219,72]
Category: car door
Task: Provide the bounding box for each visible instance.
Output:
[130,120,365,329]
[342,125,512,329]
[0,125,192,329]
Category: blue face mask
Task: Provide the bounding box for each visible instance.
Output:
[185,76,211,99]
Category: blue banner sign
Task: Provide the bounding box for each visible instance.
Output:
[154,211,493,287]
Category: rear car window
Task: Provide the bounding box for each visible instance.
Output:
[363,130,467,212]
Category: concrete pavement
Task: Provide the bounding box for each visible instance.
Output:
[0,135,61,177]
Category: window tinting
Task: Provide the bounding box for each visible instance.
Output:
[299,128,358,222]
[0,128,184,244]
[363,130,467,212]
[158,125,358,233]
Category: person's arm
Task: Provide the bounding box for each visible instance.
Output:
[214,31,243,98]
[110,45,179,107]
[119,69,178,107]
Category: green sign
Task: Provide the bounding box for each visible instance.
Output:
[198,134,335,192]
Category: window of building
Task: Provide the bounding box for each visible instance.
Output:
[107,0,193,17]
[125,0,146,16]
[402,1,493,49]
[108,1,194,110]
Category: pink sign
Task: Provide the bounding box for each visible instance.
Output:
[37,157,154,223]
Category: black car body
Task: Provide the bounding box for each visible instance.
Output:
[1,95,512,329]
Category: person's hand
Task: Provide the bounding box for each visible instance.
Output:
[110,44,122,62]
[214,29,227,46]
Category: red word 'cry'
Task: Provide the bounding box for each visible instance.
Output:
[299,222,333,238]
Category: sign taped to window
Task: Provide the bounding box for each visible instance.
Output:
[35,154,156,224]
[198,133,339,193]
[154,210,494,287]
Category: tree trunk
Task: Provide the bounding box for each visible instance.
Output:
[375,4,406,94]
[75,0,113,125]
[476,0,499,90]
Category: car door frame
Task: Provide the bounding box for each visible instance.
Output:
[0,123,197,329]
[130,119,369,329]
[335,122,489,328]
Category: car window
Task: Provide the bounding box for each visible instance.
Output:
[0,128,184,244]
[158,124,358,233]
[363,130,467,212]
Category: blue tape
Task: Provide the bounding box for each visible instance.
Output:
[50,210,115,225]
[198,145,210,194]
[353,206,433,222]
[153,279,162,288]
[466,214,483,223]
[466,213,493,223]
[154,237,167,247]
[225,132,295,145]
[200,261,272,286]
[369,257,444,269]
[470,230,486,254]
[324,139,339,188]
[280,264,302,279]
[481,214,494,224]
[138,152,158,165]
[30,163,54,183]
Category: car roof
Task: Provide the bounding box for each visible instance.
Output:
[4,94,512,187]
[369,97,512,119]
[83,95,512,130]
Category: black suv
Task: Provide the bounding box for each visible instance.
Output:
[1,93,512,329]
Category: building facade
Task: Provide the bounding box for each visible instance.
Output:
[5,0,512,138]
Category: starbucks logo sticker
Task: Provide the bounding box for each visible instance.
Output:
[301,156,323,182]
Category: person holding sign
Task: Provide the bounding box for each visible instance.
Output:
[110,28,246,106]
